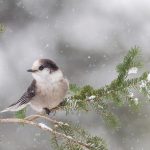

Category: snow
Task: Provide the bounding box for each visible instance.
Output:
[129,93,139,105]
[88,56,91,59]
[88,95,96,100]
[38,123,52,131]
[147,73,150,81]
[128,67,138,74]
[139,80,147,88]
[58,121,69,126]
[97,105,103,109]
[128,92,134,98]
[67,136,73,139]
[54,124,58,128]
[133,98,138,105]
[103,55,107,58]
[45,44,49,48]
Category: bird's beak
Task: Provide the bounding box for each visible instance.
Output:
[27,69,37,73]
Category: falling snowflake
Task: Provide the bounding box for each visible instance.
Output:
[88,56,91,59]
[45,44,49,48]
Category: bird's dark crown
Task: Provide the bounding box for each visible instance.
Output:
[39,59,59,71]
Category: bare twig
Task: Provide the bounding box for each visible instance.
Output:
[25,114,69,126]
[0,117,90,149]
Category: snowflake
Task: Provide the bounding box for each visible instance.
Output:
[88,56,91,59]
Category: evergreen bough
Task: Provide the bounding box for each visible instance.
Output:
[2,47,150,150]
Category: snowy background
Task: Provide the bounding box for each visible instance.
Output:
[1,0,150,149]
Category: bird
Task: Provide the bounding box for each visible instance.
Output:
[1,59,69,115]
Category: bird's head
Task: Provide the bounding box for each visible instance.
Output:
[27,59,63,82]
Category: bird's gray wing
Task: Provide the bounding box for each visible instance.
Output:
[1,80,36,113]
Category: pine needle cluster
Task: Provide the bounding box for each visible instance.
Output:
[16,47,150,150]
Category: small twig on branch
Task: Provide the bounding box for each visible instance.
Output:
[0,117,90,149]
[25,114,69,126]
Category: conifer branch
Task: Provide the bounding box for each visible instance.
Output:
[1,47,150,150]
[61,47,150,128]
[0,115,107,150]
[0,118,88,148]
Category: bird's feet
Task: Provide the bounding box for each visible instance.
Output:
[43,108,51,115]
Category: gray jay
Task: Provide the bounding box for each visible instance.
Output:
[1,59,69,115]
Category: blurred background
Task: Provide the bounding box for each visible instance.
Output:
[0,0,150,149]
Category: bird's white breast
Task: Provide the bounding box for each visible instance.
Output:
[30,74,69,112]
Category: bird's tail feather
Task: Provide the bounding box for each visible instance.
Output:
[0,108,10,113]
[0,103,28,113]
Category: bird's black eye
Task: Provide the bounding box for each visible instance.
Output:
[39,65,44,71]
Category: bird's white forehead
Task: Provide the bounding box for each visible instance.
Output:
[32,60,41,69]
